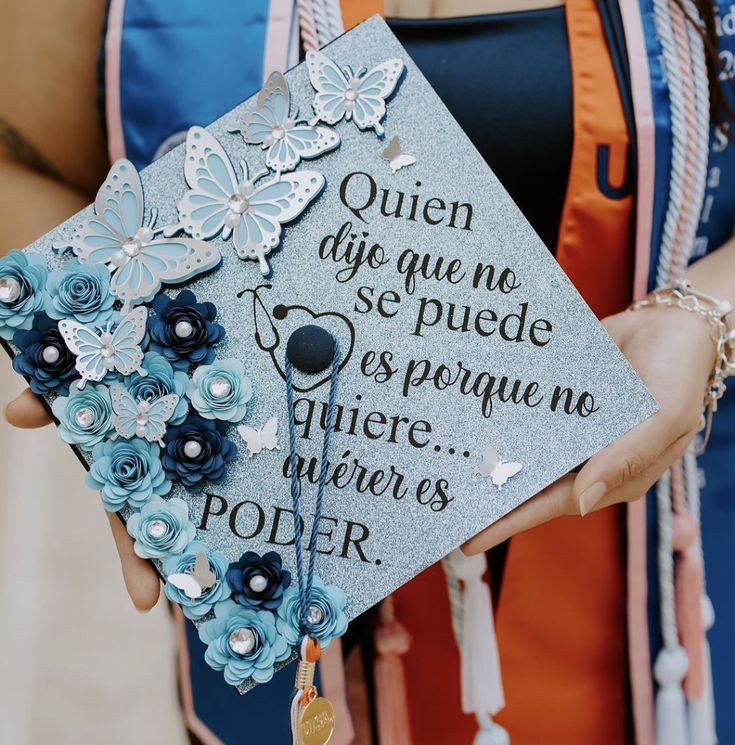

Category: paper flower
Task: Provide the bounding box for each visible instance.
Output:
[199,599,291,685]
[124,352,189,424]
[148,290,224,370]
[162,415,237,492]
[86,438,171,512]
[45,259,116,326]
[163,541,231,620]
[188,359,252,423]
[12,313,77,394]
[51,384,115,449]
[126,497,196,559]
[226,551,291,611]
[0,250,48,340]
[276,575,348,649]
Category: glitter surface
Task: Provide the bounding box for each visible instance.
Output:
[6,17,656,694]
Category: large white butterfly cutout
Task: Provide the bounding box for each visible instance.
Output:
[110,384,179,445]
[59,307,148,389]
[164,127,325,276]
[306,50,404,136]
[477,445,523,490]
[53,160,221,312]
[230,71,340,174]
[238,416,279,457]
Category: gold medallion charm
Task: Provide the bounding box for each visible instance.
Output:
[297,695,336,745]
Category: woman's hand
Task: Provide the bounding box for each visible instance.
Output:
[5,390,162,610]
[463,302,716,555]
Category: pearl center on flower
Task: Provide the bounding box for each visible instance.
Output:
[248,573,269,593]
[307,605,324,625]
[174,319,194,339]
[42,345,61,364]
[228,627,256,655]
[147,519,168,540]
[208,376,231,399]
[183,439,203,459]
[0,277,21,304]
[74,407,95,428]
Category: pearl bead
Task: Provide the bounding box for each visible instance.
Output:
[42,345,61,364]
[208,376,231,399]
[307,605,324,625]
[0,277,21,304]
[248,573,269,593]
[228,627,256,655]
[74,407,95,428]
[183,439,202,459]
[146,519,168,540]
[174,320,194,339]
[345,88,358,102]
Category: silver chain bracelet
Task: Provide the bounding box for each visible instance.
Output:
[629,279,735,452]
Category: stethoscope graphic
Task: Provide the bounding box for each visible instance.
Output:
[238,284,355,393]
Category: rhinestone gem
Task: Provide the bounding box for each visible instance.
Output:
[174,320,194,339]
[272,126,285,140]
[307,605,324,625]
[74,407,95,428]
[42,345,61,364]
[228,627,256,655]
[0,277,21,304]
[248,573,269,593]
[147,519,167,540]
[227,194,249,214]
[122,238,143,257]
[183,439,202,459]
[345,88,358,102]
[208,376,231,399]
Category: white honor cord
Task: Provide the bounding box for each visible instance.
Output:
[297,0,345,51]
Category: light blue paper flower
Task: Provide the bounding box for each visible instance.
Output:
[124,352,189,424]
[126,497,196,559]
[199,599,291,685]
[276,576,348,649]
[51,384,115,449]
[86,439,171,512]
[188,359,253,423]
[163,541,231,619]
[0,250,48,340]
[45,259,115,326]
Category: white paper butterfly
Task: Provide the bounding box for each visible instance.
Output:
[59,307,148,389]
[164,127,325,276]
[306,50,404,136]
[477,446,523,489]
[53,160,221,313]
[109,385,179,445]
[230,71,340,174]
[167,552,218,600]
[238,416,280,457]
[382,136,416,173]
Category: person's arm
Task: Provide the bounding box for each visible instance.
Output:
[465,239,735,553]
[0,151,161,610]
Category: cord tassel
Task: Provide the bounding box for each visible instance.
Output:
[688,595,718,745]
[374,595,412,745]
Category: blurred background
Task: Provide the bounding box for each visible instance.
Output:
[0,360,186,745]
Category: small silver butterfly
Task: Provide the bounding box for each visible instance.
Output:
[382,136,416,173]
[477,445,523,489]
[167,552,218,600]
[230,71,340,174]
[238,416,279,457]
[110,385,179,446]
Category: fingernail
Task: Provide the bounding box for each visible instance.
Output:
[579,482,606,516]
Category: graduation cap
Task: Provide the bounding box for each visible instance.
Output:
[2,16,654,704]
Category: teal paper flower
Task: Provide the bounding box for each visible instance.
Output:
[276,576,348,649]
[163,541,231,620]
[86,438,171,512]
[188,359,253,423]
[126,497,196,559]
[45,259,115,326]
[124,352,189,424]
[199,600,291,685]
[0,250,48,340]
[51,384,115,449]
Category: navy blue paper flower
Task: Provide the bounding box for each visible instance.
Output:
[226,551,291,611]
[148,290,224,370]
[162,415,237,492]
[12,313,77,394]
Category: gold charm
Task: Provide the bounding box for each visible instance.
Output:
[297,695,336,745]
